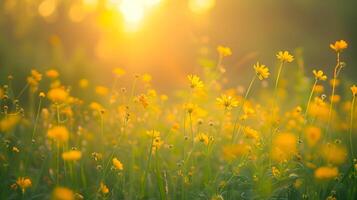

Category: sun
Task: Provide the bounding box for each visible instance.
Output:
[188,0,216,14]
[119,0,145,24]
[108,0,162,30]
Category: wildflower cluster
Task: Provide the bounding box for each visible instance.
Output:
[0,40,356,200]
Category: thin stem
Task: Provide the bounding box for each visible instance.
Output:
[327,52,340,134]
[130,77,138,100]
[99,150,116,182]
[23,96,43,174]
[154,153,166,199]
[305,79,318,117]
[141,134,155,197]
[245,75,257,100]
[231,75,256,142]
[31,97,43,140]
[271,61,284,130]
[269,61,284,168]
[274,62,284,100]
[349,96,355,160]
[16,83,29,99]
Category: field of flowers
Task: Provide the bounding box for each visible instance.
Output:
[0,40,356,200]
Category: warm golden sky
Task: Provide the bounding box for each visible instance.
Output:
[1,0,356,91]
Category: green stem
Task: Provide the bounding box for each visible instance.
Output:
[269,61,284,168]
[231,75,256,142]
[274,62,284,100]
[155,153,165,200]
[16,83,29,99]
[31,98,43,140]
[130,77,138,100]
[305,79,318,117]
[244,75,257,102]
[327,52,340,134]
[141,134,155,197]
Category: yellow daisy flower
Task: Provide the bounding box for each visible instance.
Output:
[276,51,294,63]
[253,62,270,80]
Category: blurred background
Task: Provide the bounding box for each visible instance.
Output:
[0,0,356,92]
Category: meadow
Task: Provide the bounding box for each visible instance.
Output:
[0,39,356,200]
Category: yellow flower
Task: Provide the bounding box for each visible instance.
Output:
[152,136,164,150]
[326,196,337,200]
[12,146,20,153]
[47,88,68,103]
[92,152,103,161]
[217,45,232,57]
[147,89,157,97]
[39,92,46,98]
[276,51,294,63]
[30,70,42,82]
[223,144,250,161]
[160,94,168,101]
[314,166,338,180]
[79,79,89,88]
[100,182,109,194]
[146,130,163,151]
[171,122,180,131]
[351,85,357,96]
[27,70,42,92]
[329,78,340,87]
[0,115,20,132]
[188,74,204,89]
[330,95,340,103]
[314,84,324,93]
[304,126,321,147]
[46,69,59,79]
[211,194,224,200]
[253,62,270,80]
[51,187,74,200]
[312,70,327,81]
[272,166,281,177]
[89,102,104,111]
[112,157,124,170]
[194,132,209,145]
[62,150,82,161]
[95,86,109,96]
[16,177,32,193]
[113,68,126,77]
[185,103,197,114]
[142,73,152,82]
[330,40,348,52]
[136,94,149,108]
[146,130,161,138]
[216,95,239,110]
[294,179,303,188]
[47,126,69,143]
[243,126,259,140]
[321,144,347,165]
[271,133,297,162]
